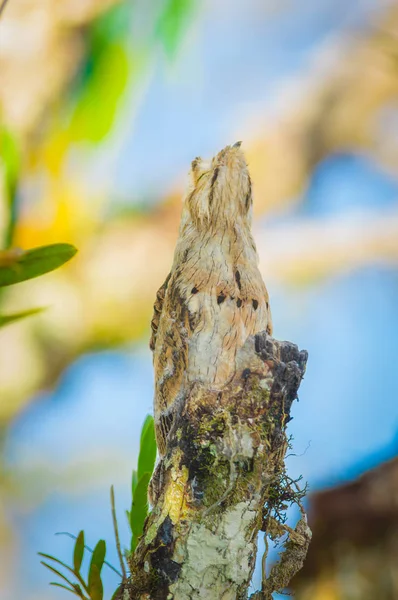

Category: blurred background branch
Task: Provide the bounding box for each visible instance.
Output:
[0,0,10,20]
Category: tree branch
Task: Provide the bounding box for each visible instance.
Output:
[0,0,10,19]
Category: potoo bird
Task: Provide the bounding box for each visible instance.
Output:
[150,143,272,455]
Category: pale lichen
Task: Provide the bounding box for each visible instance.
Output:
[169,502,257,599]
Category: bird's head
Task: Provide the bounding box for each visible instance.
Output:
[184,142,252,230]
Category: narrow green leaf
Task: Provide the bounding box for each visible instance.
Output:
[0,244,77,287]
[39,552,74,572]
[130,472,151,546]
[39,553,89,593]
[55,532,122,577]
[111,584,123,600]
[130,534,139,554]
[0,307,45,328]
[88,540,106,593]
[88,564,103,600]
[131,469,138,496]
[50,582,84,598]
[40,561,77,590]
[137,416,156,480]
[132,473,151,510]
[139,414,153,445]
[73,530,85,574]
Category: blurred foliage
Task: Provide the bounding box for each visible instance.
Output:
[0,0,198,422]
[70,5,130,143]
[157,0,196,57]
[0,244,77,329]
[39,416,157,598]
[0,307,45,329]
[0,127,20,247]
[0,244,77,287]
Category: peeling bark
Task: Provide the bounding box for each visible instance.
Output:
[127,332,310,600]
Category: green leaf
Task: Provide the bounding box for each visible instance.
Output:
[50,582,85,598]
[131,469,138,497]
[73,530,85,574]
[139,414,153,446]
[140,414,153,438]
[88,540,106,593]
[111,584,123,600]
[156,0,196,58]
[39,552,89,593]
[0,244,77,287]
[40,561,78,591]
[137,415,157,480]
[88,564,103,600]
[55,532,123,578]
[0,307,45,328]
[130,472,151,552]
[39,552,74,572]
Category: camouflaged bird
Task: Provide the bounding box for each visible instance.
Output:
[150,142,273,455]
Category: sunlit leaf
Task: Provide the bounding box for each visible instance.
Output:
[0,243,77,287]
[137,415,157,480]
[73,530,85,574]
[0,307,45,328]
[156,0,196,58]
[88,564,103,600]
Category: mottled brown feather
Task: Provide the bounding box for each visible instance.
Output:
[150,144,273,455]
[150,273,171,352]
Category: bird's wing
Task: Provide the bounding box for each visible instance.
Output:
[150,272,171,352]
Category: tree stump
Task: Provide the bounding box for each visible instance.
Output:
[127,331,310,600]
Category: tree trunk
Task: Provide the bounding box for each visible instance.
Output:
[127,331,310,600]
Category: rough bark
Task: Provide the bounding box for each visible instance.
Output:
[127,331,310,600]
